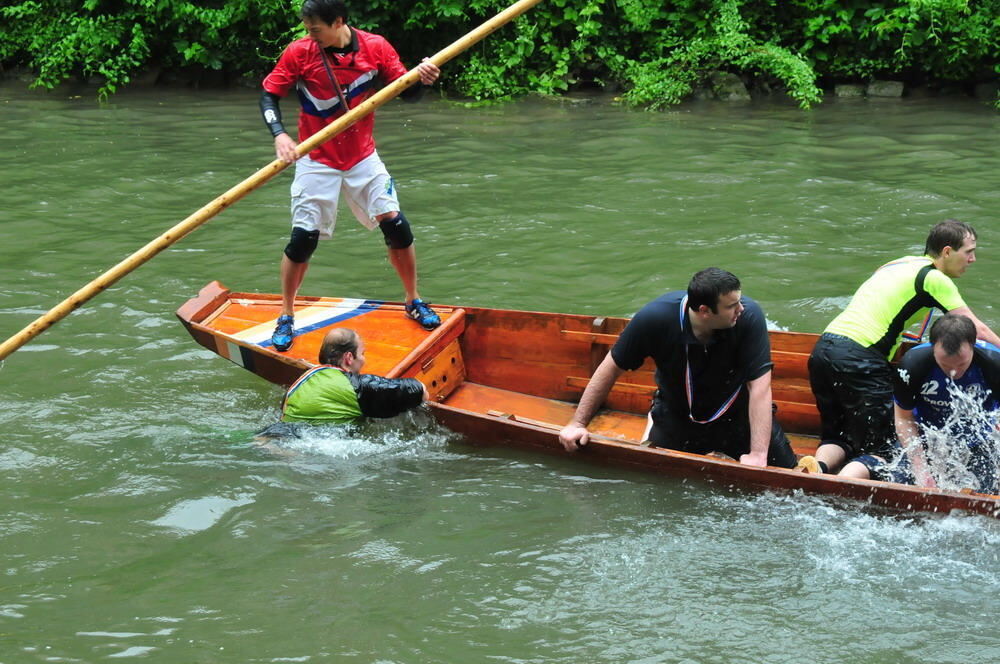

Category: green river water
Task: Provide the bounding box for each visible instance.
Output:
[2,83,999,663]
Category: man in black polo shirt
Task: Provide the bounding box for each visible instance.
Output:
[558,268,797,468]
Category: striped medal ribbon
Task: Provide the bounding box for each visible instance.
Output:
[680,295,743,424]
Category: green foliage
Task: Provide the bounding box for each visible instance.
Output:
[423,0,823,108]
[781,0,1000,82]
[0,0,300,98]
[0,0,997,108]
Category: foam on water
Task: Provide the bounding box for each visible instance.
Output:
[881,378,1000,494]
[254,409,458,463]
[757,493,1000,587]
[462,487,1000,662]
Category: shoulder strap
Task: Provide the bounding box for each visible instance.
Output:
[914,263,935,296]
[901,264,937,342]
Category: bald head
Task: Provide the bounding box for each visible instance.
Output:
[319,328,360,367]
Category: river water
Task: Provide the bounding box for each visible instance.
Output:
[2,83,999,662]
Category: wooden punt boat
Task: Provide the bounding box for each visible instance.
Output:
[176,281,1000,519]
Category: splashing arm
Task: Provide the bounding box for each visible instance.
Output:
[895,404,936,488]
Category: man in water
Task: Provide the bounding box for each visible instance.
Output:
[280,327,428,424]
[840,314,1000,494]
[806,219,1000,474]
[260,0,442,353]
[559,268,797,468]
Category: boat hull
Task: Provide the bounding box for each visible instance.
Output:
[176,281,1000,519]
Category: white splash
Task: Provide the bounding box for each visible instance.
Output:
[884,380,1000,494]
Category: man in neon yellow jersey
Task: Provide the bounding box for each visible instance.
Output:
[806,219,1000,474]
[281,328,428,424]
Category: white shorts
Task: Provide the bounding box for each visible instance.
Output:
[290,151,401,238]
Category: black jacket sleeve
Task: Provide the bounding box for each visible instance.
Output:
[974,344,1000,398]
[894,345,935,410]
[346,373,425,418]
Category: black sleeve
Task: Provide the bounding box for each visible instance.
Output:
[973,344,1000,398]
[399,83,428,103]
[611,307,657,372]
[737,299,773,382]
[894,345,935,410]
[347,373,424,418]
[260,89,287,137]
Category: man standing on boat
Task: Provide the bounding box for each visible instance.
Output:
[280,328,428,424]
[807,219,1000,475]
[558,268,797,468]
[260,0,442,353]
[839,314,1000,494]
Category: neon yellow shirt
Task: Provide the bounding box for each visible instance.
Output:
[825,255,965,358]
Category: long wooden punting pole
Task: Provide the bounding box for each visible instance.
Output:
[0,0,545,362]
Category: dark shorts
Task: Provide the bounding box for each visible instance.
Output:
[647,401,798,469]
[808,333,895,459]
[853,453,915,485]
[856,446,1000,494]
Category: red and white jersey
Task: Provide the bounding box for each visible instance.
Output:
[263,28,408,171]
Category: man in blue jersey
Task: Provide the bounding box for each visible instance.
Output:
[558,268,797,468]
[280,327,428,424]
[840,314,1000,494]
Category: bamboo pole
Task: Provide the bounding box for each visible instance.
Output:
[0,0,545,362]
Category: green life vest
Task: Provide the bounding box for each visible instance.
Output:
[281,367,362,424]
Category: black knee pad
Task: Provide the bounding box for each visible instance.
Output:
[284,227,319,263]
[378,212,414,249]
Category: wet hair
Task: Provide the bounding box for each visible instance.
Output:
[929,314,976,356]
[319,328,359,366]
[687,268,741,313]
[301,0,348,25]
[924,219,976,258]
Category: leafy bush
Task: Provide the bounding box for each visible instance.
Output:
[0,0,300,99]
[1,0,997,107]
[779,0,1000,82]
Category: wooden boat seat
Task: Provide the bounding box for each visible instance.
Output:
[388,309,469,404]
[565,375,655,395]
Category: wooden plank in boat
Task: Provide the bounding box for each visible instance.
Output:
[184,288,460,378]
[772,350,811,380]
[770,330,821,354]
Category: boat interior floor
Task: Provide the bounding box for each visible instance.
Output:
[443,382,820,457]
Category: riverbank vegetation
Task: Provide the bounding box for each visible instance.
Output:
[1,0,997,107]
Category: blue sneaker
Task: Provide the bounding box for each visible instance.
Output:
[405,299,441,330]
[271,314,295,351]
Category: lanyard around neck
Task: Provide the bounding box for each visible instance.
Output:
[680,295,742,424]
[318,44,351,113]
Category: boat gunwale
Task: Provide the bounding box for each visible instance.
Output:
[431,401,1000,517]
[175,281,1000,519]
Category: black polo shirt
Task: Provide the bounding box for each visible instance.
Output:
[611,291,773,422]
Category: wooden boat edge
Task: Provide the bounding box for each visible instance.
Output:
[175,282,1000,520]
[431,403,1000,518]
